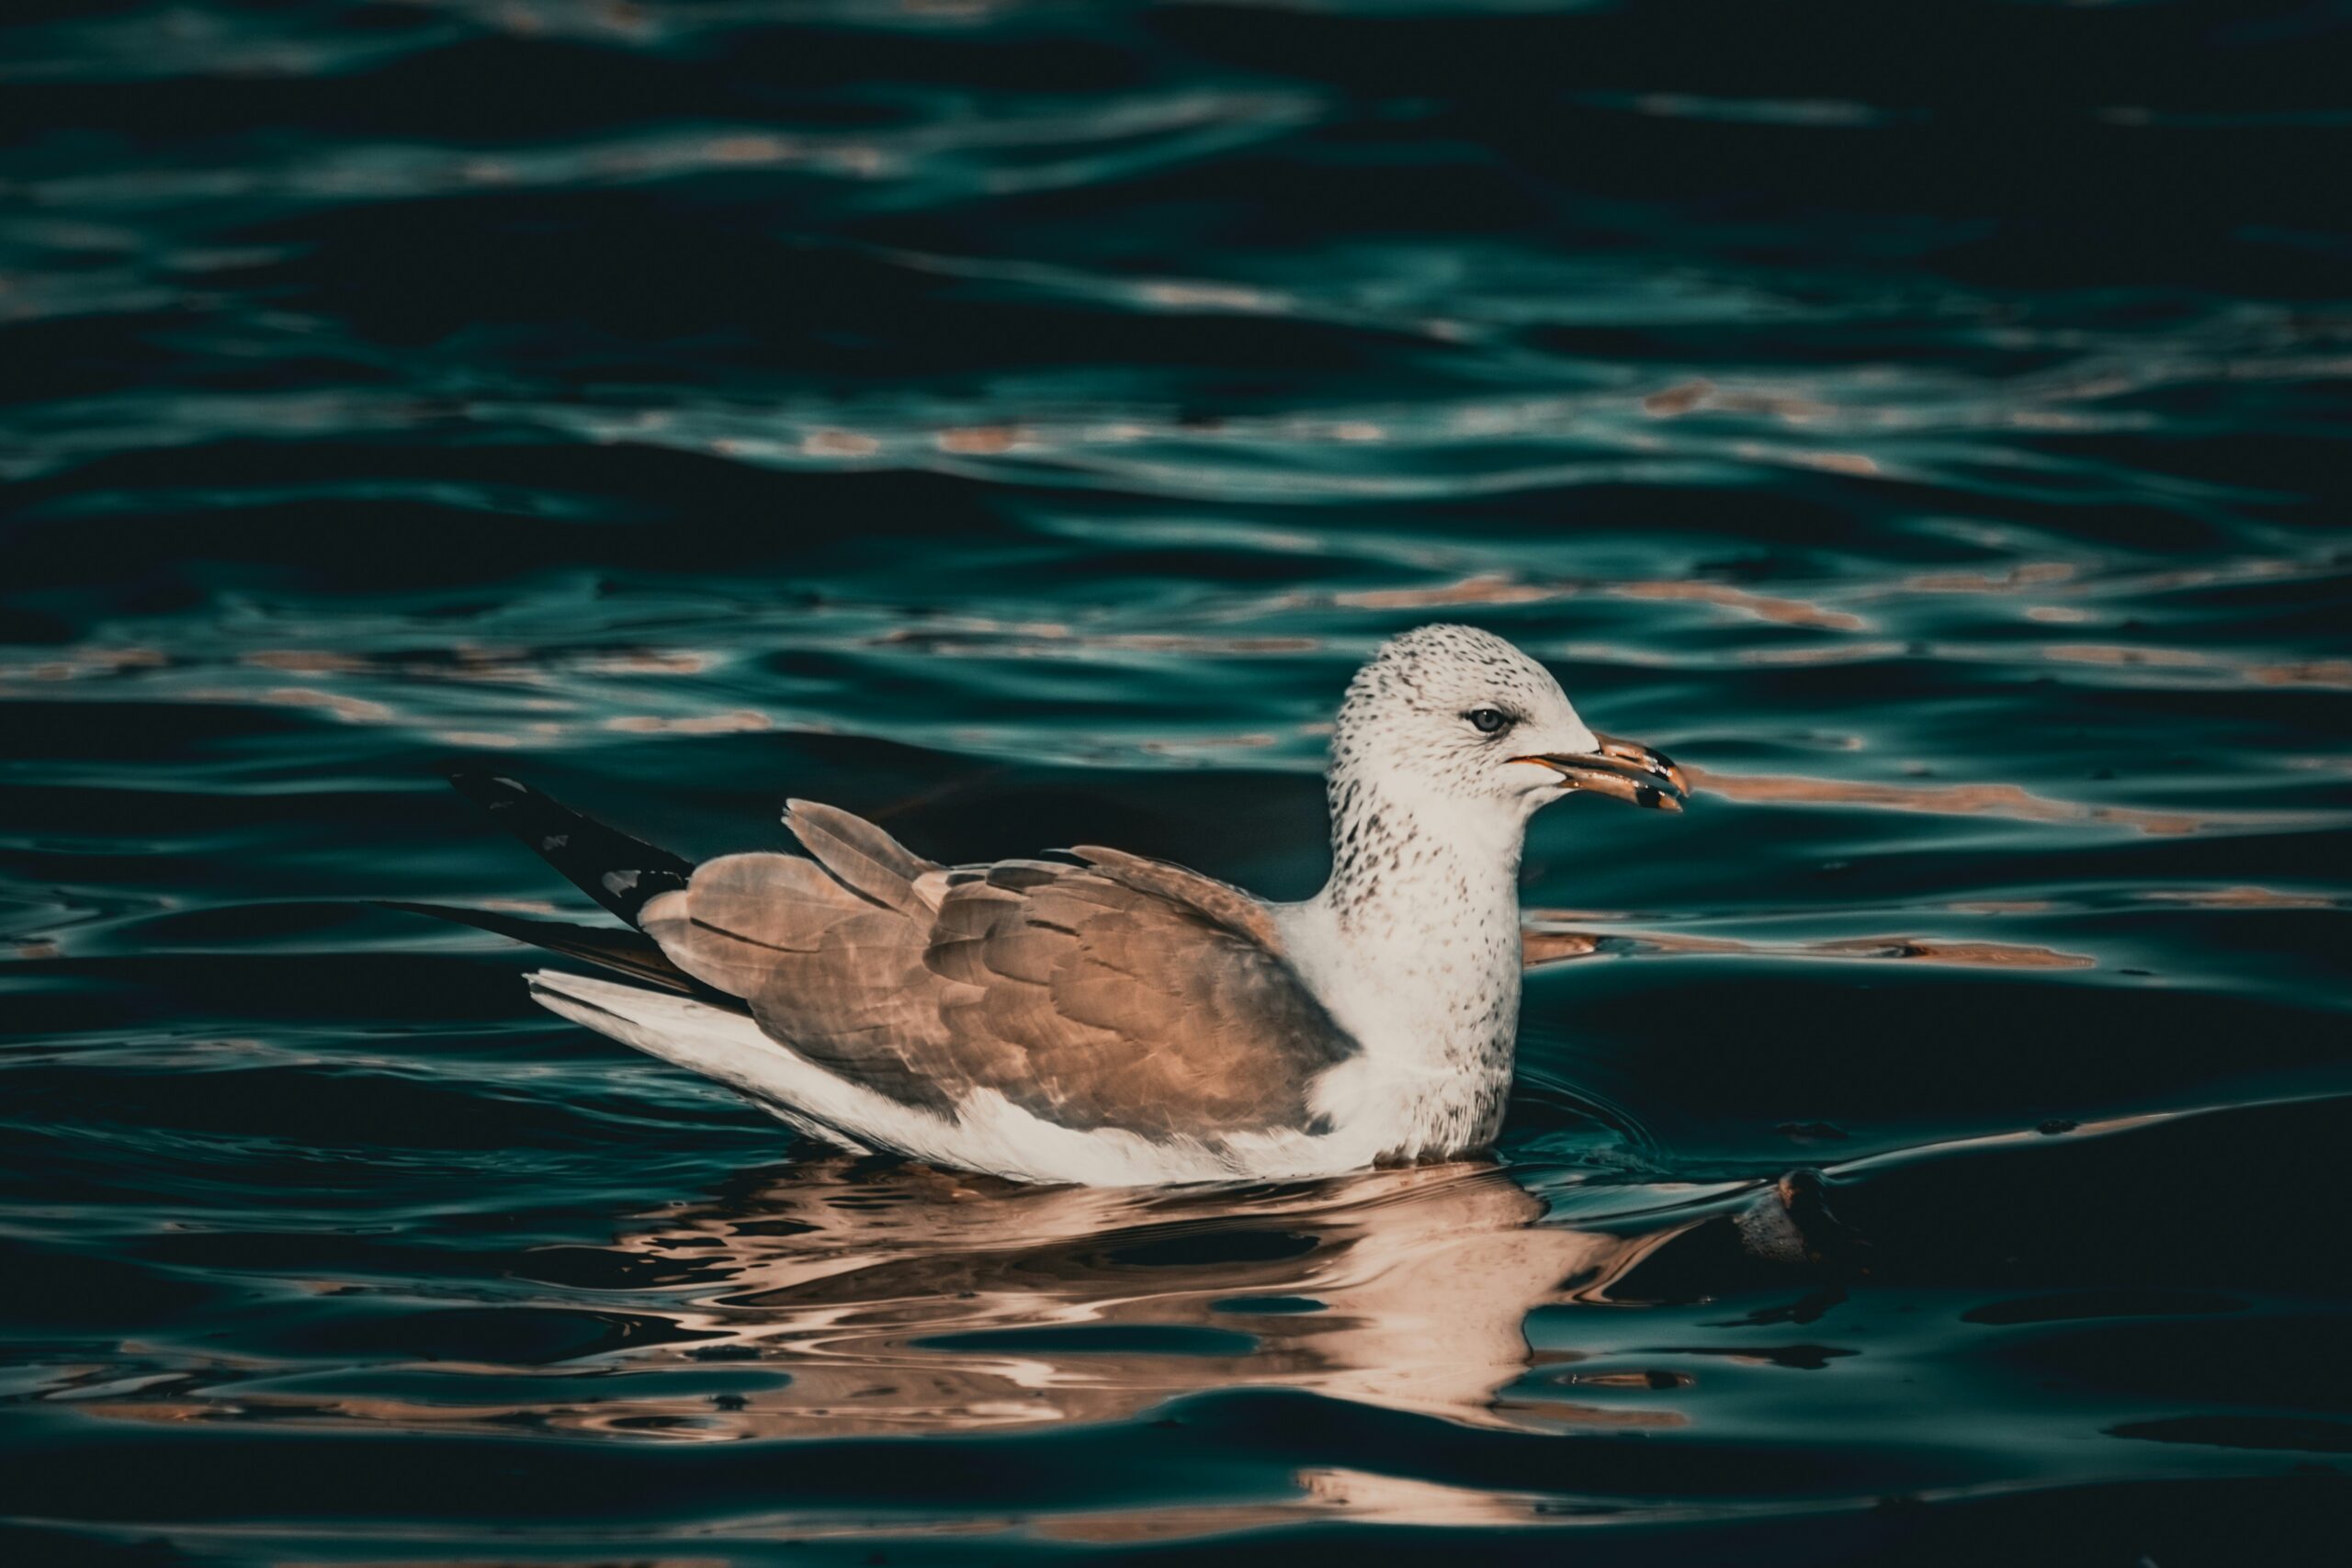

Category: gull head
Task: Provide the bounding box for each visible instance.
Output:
[1330,625,1687,818]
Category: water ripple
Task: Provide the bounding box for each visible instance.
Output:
[3,1,2349,1562]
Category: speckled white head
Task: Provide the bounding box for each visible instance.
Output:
[1328,625,1685,820]
[1295,626,1685,1151]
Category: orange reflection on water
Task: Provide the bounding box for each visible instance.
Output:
[2041,643,2215,671]
[0,646,167,682]
[1610,581,1866,632]
[2041,644,2352,689]
[1687,763,2209,836]
[1639,378,1828,423]
[1522,920,2093,971]
[1139,730,1281,755]
[1140,281,1283,312]
[1781,449,1878,476]
[1039,1467,1626,1542]
[2251,659,2352,688]
[875,623,1319,658]
[705,133,796,165]
[2138,886,2335,910]
[1336,573,1566,610]
[802,429,882,457]
[241,649,368,673]
[1521,931,1602,965]
[1734,639,1906,666]
[601,710,773,735]
[254,685,395,724]
[236,644,707,682]
[1899,562,2075,594]
[935,424,1028,455]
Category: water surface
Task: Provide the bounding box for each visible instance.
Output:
[5,2,2351,1562]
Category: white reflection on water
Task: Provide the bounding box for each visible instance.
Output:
[595,1159,1674,1438]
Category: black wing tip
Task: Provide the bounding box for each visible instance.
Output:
[436,768,696,925]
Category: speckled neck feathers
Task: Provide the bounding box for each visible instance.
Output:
[1314,740,1532,1111]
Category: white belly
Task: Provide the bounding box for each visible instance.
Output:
[1277,908,1521,1162]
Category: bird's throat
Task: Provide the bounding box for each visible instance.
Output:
[1323,780,1527,947]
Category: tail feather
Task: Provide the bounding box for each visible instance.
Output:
[447,771,692,925]
[422,773,876,1158]
[527,970,871,1153]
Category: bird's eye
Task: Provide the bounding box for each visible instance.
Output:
[1464,707,1512,736]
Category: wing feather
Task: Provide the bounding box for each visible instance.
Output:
[784,800,940,916]
[642,808,1357,1138]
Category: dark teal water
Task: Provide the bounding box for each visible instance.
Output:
[5,2,2352,1562]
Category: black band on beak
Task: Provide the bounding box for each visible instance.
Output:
[1510,734,1690,810]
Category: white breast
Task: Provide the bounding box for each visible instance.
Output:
[1275,896,1521,1160]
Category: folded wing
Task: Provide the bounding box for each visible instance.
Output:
[639,803,1355,1139]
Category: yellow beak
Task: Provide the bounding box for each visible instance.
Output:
[1510,733,1690,811]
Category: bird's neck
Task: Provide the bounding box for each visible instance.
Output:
[1299,773,1530,1153]
[1319,773,1528,951]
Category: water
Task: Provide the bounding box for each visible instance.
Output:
[5,1,2350,1561]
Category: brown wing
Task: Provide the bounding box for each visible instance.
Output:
[638,804,1356,1138]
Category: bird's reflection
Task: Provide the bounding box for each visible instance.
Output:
[593,1157,1676,1438]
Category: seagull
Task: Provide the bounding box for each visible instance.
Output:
[397,625,1687,1185]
